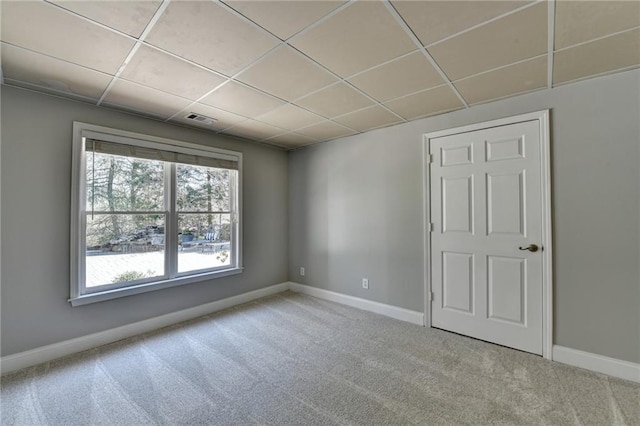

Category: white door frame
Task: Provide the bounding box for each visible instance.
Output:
[423,110,553,359]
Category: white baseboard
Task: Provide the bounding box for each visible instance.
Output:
[288,282,424,326]
[6,282,636,385]
[552,345,640,383]
[1,282,289,375]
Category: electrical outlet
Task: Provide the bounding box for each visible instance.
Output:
[362,278,369,289]
[300,267,305,276]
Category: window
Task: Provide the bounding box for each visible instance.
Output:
[70,123,242,306]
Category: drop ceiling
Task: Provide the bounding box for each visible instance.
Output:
[1,1,639,150]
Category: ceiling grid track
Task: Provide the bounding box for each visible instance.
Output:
[286,45,409,122]
[162,4,292,123]
[219,0,407,126]
[45,0,231,80]
[547,0,556,89]
[455,53,549,84]
[96,0,171,106]
[552,63,640,88]
[163,45,299,125]
[221,0,406,132]
[554,25,640,53]
[215,0,369,141]
[382,0,469,109]
[0,40,112,78]
[284,0,356,42]
[344,49,419,81]
[43,0,141,41]
[164,0,355,126]
[199,0,378,138]
[3,77,98,103]
[278,2,410,125]
[425,0,544,49]
[138,42,228,78]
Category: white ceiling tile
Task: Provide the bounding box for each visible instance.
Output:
[333,106,403,132]
[384,85,463,120]
[295,83,374,118]
[553,29,640,85]
[391,1,532,46]
[224,120,286,140]
[256,104,324,130]
[428,2,547,81]
[237,46,337,101]
[223,0,346,40]
[200,82,286,117]
[291,1,416,77]
[48,0,162,38]
[555,0,640,49]
[295,120,357,140]
[145,1,279,76]
[454,56,547,105]
[102,80,192,119]
[171,103,246,132]
[347,51,443,102]
[120,45,226,100]
[263,132,319,149]
[1,1,135,74]
[1,44,112,100]
[4,79,98,104]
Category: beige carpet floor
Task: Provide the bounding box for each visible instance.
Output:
[1,291,638,425]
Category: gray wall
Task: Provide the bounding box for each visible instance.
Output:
[289,69,640,364]
[1,86,289,356]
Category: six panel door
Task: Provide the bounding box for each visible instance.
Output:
[430,120,543,355]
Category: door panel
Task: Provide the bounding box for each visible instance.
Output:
[486,137,524,162]
[487,255,525,325]
[441,144,473,166]
[430,120,543,355]
[442,251,474,313]
[487,171,524,236]
[442,176,474,234]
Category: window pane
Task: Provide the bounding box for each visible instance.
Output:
[86,214,166,288]
[176,165,230,212]
[86,152,164,212]
[178,213,232,273]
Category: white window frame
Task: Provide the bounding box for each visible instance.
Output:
[70,122,243,306]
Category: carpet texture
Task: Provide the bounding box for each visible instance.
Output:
[1,291,638,425]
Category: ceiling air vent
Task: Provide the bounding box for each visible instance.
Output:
[184,113,217,125]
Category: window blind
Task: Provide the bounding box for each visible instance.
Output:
[85,138,239,170]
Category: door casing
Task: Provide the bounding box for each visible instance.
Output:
[422,110,553,359]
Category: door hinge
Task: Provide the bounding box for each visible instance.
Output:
[428,222,434,232]
[428,154,434,164]
[429,291,434,302]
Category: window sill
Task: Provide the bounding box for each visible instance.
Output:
[69,267,244,307]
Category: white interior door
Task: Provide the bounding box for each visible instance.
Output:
[430,120,544,355]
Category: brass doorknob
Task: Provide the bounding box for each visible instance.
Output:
[518,244,540,252]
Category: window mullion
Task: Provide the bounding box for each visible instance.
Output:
[76,139,88,298]
[166,163,177,278]
[230,171,238,267]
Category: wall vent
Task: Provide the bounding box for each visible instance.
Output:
[184,113,217,125]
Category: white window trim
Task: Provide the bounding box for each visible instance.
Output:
[70,122,243,307]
